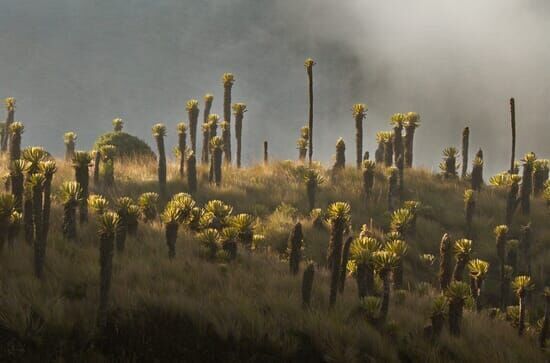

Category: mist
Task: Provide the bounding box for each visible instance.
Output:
[1,0,549,175]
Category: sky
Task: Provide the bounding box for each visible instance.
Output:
[1,0,549,175]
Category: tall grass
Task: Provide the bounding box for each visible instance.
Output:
[0,154,547,362]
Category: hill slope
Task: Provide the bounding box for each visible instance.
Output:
[0,156,548,362]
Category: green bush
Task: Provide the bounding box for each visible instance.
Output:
[94,132,156,160]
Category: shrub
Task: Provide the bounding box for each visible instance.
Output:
[94,132,155,160]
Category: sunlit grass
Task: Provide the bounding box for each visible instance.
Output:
[0,153,547,361]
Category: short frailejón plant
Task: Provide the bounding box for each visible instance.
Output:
[390,208,414,238]
[41,160,57,242]
[220,227,238,260]
[60,181,83,242]
[186,151,197,194]
[222,73,235,163]
[63,131,77,162]
[28,174,45,278]
[373,250,398,323]
[112,117,123,132]
[512,275,534,336]
[362,160,375,209]
[519,223,532,276]
[468,258,489,312]
[338,236,353,293]
[387,167,399,211]
[303,168,324,211]
[386,239,408,289]
[72,151,92,223]
[201,120,210,164]
[138,192,159,223]
[359,296,383,326]
[495,224,509,308]
[288,222,304,275]
[9,160,28,212]
[502,264,514,312]
[302,262,315,309]
[22,184,33,245]
[471,157,483,191]
[115,197,135,253]
[22,146,47,174]
[476,148,483,161]
[404,112,420,168]
[297,138,308,162]
[440,147,459,179]
[97,211,120,327]
[161,202,184,259]
[506,175,521,226]
[349,236,380,298]
[326,202,351,308]
[439,233,454,291]
[452,238,472,282]
[332,137,346,174]
[539,287,549,349]
[232,102,247,168]
[22,147,47,245]
[520,152,536,215]
[177,122,187,177]
[152,123,167,197]
[375,131,385,164]
[210,136,224,187]
[220,121,230,164]
[232,213,256,250]
[100,145,116,187]
[391,113,405,196]
[428,295,448,339]
[310,208,323,230]
[489,172,513,187]
[0,193,16,250]
[89,194,109,216]
[1,97,16,152]
[464,189,475,238]
[203,93,213,125]
[297,126,309,162]
[208,113,219,144]
[352,103,367,169]
[402,200,421,234]
[7,210,22,248]
[186,99,200,154]
[197,228,222,260]
[506,239,519,273]
[92,149,101,186]
[420,253,436,269]
[9,121,24,162]
[544,184,550,207]
[128,209,141,235]
[383,131,394,167]
[446,281,471,336]
[533,159,548,196]
[202,199,233,230]
[390,113,405,167]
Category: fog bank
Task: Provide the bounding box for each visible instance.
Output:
[1,0,549,174]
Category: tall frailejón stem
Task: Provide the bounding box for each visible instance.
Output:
[510,98,516,174]
[305,59,315,166]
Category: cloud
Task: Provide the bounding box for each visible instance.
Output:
[0,0,548,174]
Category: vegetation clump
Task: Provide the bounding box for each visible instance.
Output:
[94,131,155,160]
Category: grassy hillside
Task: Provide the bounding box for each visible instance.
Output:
[0,154,548,362]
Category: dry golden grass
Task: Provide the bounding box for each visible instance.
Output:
[0,153,548,362]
